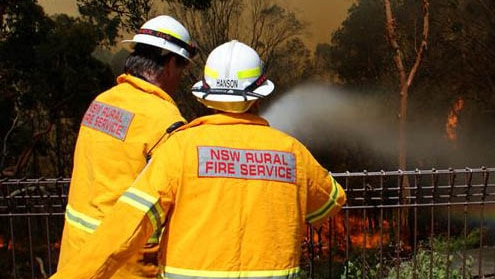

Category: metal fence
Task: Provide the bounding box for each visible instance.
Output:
[1,168,494,278]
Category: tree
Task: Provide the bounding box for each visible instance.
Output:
[323,0,495,248]
[382,0,429,241]
[0,1,114,177]
[383,0,429,173]
[408,0,495,167]
[325,0,429,170]
[328,1,392,90]
[0,0,54,176]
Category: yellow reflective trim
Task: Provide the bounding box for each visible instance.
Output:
[163,266,300,278]
[65,205,101,234]
[154,200,165,221]
[119,187,163,233]
[120,191,155,213]
[146,230,161,244]
[237,67,261,79]
[127,187,158,205]
[157,28,183,41]
[204,66,219,79]
[145,208,160,233]
[305,178,339,224]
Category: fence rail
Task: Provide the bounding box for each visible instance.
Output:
[1,168,495,278]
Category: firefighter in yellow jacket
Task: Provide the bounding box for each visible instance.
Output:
[56,15,197,278]
[51,40,346,279]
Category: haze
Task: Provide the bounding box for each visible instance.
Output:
[37,0,355,49]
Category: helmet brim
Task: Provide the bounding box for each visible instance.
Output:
[122,36,192,61]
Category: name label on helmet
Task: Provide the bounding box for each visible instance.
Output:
[81,101,134,141]
[198,146,296,183]
[216,79,239,89]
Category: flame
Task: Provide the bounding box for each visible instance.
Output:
[333,215,391,249]
[0,236,14,250]
[304,213,392,258]
[445,97,464,141]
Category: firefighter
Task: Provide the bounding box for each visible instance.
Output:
[50,40,346,279]
[56,15,196,278]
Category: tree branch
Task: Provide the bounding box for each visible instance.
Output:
[407,0,429,87]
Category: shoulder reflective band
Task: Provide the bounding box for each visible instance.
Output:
[138,28,197,57]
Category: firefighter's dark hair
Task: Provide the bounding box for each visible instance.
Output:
[123,43,186,77]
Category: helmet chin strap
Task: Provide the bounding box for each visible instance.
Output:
[244,74,268,92]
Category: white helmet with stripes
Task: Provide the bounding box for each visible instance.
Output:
[122,15,197,60]
[192,40,274,113]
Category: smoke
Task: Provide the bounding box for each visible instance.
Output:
[259,82,493,170]
[260,82,398,168]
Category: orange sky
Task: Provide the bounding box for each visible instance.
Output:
[280,0,355,47]
[38,0,354,49]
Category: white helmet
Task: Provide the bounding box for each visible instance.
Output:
[122,15,197,60]
[192,40,274,113]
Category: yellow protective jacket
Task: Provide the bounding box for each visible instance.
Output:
[57,74,185,278]
[51,113,346,279]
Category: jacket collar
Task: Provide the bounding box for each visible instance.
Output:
[117,74,177,106]
[176,113,269,132]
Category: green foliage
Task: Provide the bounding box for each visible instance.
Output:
[339,232,478,279]
[384,248,473,279]
[431,227,485,252]
[340,259,382,279]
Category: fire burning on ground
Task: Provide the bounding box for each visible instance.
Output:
[341,215,391,249]
[304,213,393,260]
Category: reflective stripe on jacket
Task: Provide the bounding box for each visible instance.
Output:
[51,113,346,279]
[57,74,185,278]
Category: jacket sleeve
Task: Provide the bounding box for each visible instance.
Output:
[304,150,347,227]
[50,145,178,279]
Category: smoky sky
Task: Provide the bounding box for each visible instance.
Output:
[38,0,355,49]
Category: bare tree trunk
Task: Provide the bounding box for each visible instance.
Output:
[1,115,19,172]
[383,0,429,244]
